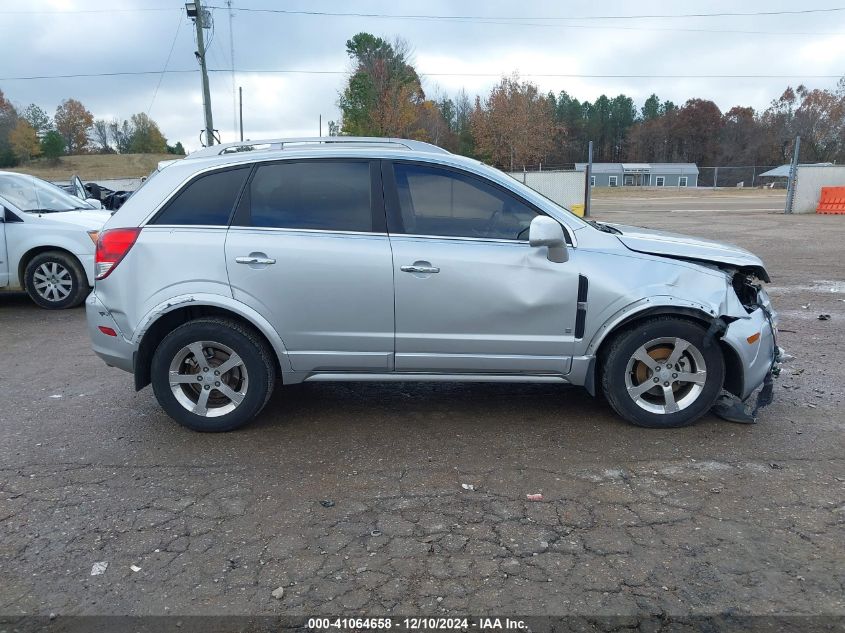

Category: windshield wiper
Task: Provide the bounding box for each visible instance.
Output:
[24,208,67,214]
[588,220,621,235]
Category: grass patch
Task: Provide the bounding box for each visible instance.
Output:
[7,153,177,181]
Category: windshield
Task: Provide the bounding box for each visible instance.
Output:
[0,173,94,212]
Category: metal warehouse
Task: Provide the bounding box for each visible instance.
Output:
[576,162,699,187]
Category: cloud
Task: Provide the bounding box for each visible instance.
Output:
[1,0,842,152]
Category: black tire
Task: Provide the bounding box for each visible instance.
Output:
[24,251,89,310]
[151,318,276,432]
[600,316,725,428]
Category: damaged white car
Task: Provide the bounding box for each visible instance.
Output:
[86,137,780,431]
[1,171,109,309]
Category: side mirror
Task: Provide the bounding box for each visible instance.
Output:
[86,198,103,209]
[528,216,568,263]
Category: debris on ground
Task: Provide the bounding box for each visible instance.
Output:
[526,493,544,501]
[319,500,335,508]
[49,395,62,399]
[461,483,475,491]
[769,463,783,470]
[90,562,108,576]
[271,586,285,600]
[712,391,756,424]
[130,565,141,572]
[370,530,382,537]
[818,314,831,321]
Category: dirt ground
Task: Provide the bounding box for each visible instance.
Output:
[0,192,843,626]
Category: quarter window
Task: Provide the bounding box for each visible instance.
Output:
[153,167,250,225]
[392,163,539,240]
[248,161,373,232]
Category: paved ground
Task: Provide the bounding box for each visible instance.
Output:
[1,192,843,621]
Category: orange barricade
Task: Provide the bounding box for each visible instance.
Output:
[817,187,845,214]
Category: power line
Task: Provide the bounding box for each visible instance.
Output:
[0,70,197,80]
[3,69,842,81]
[0,7,178,13]
[200,6,845,37]
[147,15,184,115]
[206,5,845,21]
[218,70,845,80]
[202,6,845,36]
[3,5,843,19]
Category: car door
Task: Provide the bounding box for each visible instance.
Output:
[385,160,579,374]
[225,159,395,373]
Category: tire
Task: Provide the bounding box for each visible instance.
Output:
[24,251,89,310]
[600,317,725,428]
[151,318,276,432]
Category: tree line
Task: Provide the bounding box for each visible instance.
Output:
[0,90,184,167]
[337,32,845,170]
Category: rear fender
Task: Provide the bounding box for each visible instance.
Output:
[133,293,293,373]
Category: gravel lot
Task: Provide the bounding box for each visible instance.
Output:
[1,192,843,623]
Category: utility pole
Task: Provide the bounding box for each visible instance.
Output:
[238,86,243,141]
[785,135,801,214]
[187,1,215,146]
[584,140,593,218]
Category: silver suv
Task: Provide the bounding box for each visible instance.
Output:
[86,137,779,432]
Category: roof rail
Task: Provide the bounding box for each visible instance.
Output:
[186,136,450,159]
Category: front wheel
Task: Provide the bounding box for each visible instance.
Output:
[601,317,725,428]
[151,318,276,432]
[24,251,89,309]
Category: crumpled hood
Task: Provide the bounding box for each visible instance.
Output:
[608,223,770,282]
[37,209,111,231]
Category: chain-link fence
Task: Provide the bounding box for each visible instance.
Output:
[507,169,585,209]
[693,166,781,188]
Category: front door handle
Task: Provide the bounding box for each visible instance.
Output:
[401,264,440,274]
[235,254,276,265]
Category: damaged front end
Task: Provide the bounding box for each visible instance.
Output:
[711,269,782,423]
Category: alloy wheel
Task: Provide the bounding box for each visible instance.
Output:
[168,340,249,417]
[624,336,708,415]
[32,262,73,303]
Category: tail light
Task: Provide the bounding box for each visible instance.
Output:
[95,228,141,280]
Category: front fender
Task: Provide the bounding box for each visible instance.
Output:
[583,296,718,356]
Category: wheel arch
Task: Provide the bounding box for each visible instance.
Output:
[133,298,289,391]
[587,304,742,398]
[19,246,84,291]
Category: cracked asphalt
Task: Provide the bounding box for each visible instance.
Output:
[0,195,843,619]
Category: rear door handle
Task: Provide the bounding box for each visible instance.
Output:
[235,254,276,265]
[401,264,440,274]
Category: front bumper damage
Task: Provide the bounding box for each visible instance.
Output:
[712,293,781,423]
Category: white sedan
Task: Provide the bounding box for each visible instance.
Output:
[0,171,110,309]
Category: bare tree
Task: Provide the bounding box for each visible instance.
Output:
[108,118,133,153]
[90,119,112,153]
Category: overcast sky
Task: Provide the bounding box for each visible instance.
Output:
[1,0,843,151]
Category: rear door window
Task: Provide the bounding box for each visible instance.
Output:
[153,167,250,226]
[247,161,373,232]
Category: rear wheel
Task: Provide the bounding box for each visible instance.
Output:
[24,251,89,309]
[601,317,725,428]
[151,318,275,432]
